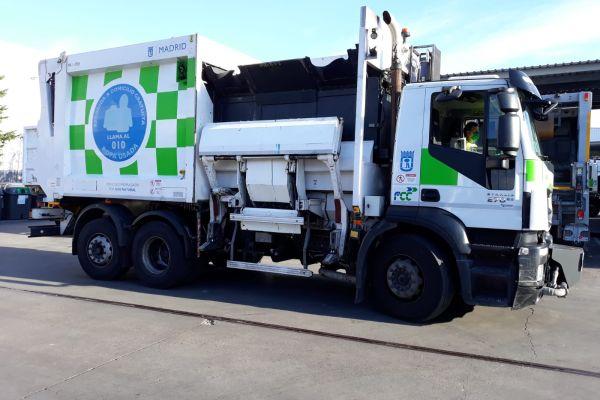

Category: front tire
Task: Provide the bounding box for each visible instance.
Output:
[77,218,130,280]
[132,221,192,288]
[371,234,455,322]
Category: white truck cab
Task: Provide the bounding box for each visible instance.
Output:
[381,71,578,310]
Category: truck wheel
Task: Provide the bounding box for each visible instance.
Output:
[132,221,192,288]
[371,234,455,322]
[77,218,130,280]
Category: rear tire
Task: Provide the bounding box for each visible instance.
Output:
[132,221,192,288]
[77,218,130,280]
[371,234,455,322]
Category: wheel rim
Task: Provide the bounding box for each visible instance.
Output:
[386,256,424,300]
[87,234,113,266]
[142,236,171,275]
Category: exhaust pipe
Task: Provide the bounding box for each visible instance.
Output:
[542,266,568,298]
[542,283,568,298]
[319,268,356,285]
[383,10,403,137]
[382,11,399,50]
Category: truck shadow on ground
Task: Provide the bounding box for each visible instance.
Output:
[0,244,474,325]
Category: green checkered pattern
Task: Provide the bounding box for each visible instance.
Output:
[68,58,196,177]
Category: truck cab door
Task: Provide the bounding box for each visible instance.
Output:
[415,86,523,231]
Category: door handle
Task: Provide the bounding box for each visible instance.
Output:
[421,189,440,202]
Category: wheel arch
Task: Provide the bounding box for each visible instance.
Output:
[355,206,471,303]
[72,203,134,255]
[131,210,194,258]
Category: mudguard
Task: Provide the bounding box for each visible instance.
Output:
[551,244,584,287]
[132,210,194,258]
[72,203,133,255]
[354,206,471,303]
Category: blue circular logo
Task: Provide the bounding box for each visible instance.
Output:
[92,84,147,162]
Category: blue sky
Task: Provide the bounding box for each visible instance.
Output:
[2,0,599,73]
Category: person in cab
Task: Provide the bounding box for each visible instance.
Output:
[463,121,481,152]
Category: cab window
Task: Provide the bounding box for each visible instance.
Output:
[430,91,486,154]
[428,90,514,190]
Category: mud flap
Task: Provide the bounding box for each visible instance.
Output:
[512,286,540,310]
[550,244,584,287]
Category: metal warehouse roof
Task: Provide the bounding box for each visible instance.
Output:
[443,59,600,77]
[443,60,600,109]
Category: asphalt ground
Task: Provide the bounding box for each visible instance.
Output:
[1,219,599,399]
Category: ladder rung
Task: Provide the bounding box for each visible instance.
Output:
[226,260,313,277]
[230,213,304,225]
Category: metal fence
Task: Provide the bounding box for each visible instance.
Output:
[0,170,22,184]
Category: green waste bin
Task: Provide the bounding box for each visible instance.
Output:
[2,185,32,220]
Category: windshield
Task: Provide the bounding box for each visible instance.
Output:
[523,108,543,157]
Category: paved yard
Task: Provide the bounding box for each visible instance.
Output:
[1,219,599,399]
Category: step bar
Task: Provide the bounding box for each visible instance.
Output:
[226,260,313,277]
[229,208,304,234]
[229,213,304,226]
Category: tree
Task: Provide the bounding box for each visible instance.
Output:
[0,75,18,159]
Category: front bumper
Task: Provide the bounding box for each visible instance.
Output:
[512,239,584,309]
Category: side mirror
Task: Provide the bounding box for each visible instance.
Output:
[497,90,519,113]
[435,86,462,103]
[498,113,520,158]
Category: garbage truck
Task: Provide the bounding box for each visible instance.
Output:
[25,6,583,321]
[534,92,595,245]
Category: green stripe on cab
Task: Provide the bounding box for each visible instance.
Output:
[526,159,536,182]
[420,148,458,186]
